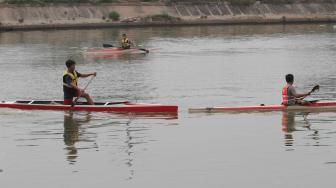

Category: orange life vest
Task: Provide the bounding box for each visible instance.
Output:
[282,85,289,105]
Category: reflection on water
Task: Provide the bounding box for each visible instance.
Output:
[281,111,333,149]
[62,111,177,179]
[124,117,138,181]
[83,51,149,61]
[63,112,93,164]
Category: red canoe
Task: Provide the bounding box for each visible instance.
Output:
[0,100,178,113]
[189,100,336,113]
[84,47,149,55]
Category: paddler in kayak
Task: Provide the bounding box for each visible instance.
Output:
[120,33,133,49]
[282,74,311,106]
[63,60,96,105]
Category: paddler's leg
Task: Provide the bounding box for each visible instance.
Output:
[122,45,130,50]
[295,99,311,105]
[81,92,94,105]
[64,98,73,105]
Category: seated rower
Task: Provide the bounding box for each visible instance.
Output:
[63,60,96,105]
[120,33,133,49]
[282,74,311,106]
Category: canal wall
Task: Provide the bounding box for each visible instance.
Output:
[1,2,336,30]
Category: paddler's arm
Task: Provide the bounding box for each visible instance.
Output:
[79,72,97,78]
[292,90,311,98]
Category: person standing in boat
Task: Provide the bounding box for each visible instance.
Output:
[282,74,311,106]
[120,33,133,49]
[63,60,96,105]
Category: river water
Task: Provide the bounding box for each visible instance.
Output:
[1,24,336,187]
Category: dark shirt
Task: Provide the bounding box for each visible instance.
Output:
[63,71,81,99]
[286,85,296,105]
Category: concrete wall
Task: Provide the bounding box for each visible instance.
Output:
[1,3,336,30]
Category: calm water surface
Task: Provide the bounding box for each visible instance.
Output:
[1,24,336,187]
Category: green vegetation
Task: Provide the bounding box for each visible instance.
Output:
[228,0,256,5]
[108,11,120,21]
[143,12,181,22]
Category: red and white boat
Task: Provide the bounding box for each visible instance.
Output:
[0,100,178,113]
[188,100,336,113]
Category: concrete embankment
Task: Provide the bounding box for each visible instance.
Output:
[1,2,336,31]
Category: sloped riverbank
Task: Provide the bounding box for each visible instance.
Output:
[1,2,336,31]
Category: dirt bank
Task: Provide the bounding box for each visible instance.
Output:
[1,2,336,31]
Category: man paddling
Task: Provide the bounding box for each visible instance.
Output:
[120,33,133,49]
[63,60,96,105]
[282,74,311,106]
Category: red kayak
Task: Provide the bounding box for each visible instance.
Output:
[189,100,336,113]
[0,100,177,113]
[84,47,149,55]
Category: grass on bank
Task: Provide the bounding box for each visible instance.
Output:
[142,12,181,22]
[108,11,120,21]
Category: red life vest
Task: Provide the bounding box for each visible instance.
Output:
[282,85,289,105]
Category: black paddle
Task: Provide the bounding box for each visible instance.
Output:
[103,43,114,48]
[310,85,320,93]
[300,85,319,102]
[139,48,149,53]
[308,85,320,103]
[71,76,95,107]
[131,43,149,53]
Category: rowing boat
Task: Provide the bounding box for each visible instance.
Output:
[188,100,336,113]
[84,47,149,55]
[0,100,178,113]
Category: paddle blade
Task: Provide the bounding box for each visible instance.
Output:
[311,85,320,93]
[139,48,149,53]
[103,44,114,48]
